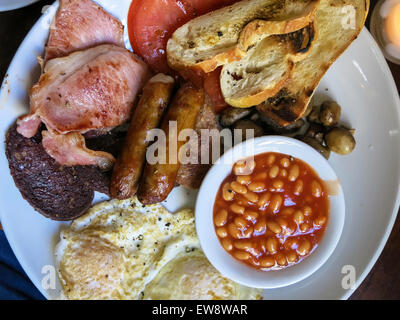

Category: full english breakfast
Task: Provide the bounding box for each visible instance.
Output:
[3,0,369,299]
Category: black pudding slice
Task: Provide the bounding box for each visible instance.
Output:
[5,123,125,221]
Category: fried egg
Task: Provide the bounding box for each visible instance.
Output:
[55,197,262,300]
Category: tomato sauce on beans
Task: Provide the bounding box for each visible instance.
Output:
[213,152,330,270]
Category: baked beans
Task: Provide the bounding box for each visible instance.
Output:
[288,165,300,182]
[214,209,228,227]
[280,169,288,178]
[216,227,228,238]
[248,182,266,192]
[213,152,329,271]
[243,191,259,203]
[230,203,245,215]
[231,181,247,194]
[237,175,251,185]
[260,256,275,268]
[269,165,279,178]
[244,210,259,221]
[222,238,233,251]
[222,183,234,201]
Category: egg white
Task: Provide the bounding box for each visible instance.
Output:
[54,197,262,300]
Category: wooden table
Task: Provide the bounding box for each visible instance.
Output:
[0,0,399,299]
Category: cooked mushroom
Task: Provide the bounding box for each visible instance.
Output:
[233,119,264,140]
[260,116,306,134]
[249,112,260,122]
[319,101,341,127]
[219,107,252,127]
[307,105,320,123]
[305,123,325,143]
[324,127,355,155]
[284,118,306,133]
[299,136,331,159]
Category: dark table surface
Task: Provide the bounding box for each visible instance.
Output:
[0,0,399,300]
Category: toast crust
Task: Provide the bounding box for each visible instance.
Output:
[167,0,320,74]
[238,1,318,52]
[225,70,293,107]
[194,47,245,74]
[257,0,369,126]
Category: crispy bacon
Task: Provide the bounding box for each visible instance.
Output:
[45,0,124,61]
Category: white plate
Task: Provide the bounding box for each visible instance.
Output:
[0,0,399,300]
[0,0,40,12]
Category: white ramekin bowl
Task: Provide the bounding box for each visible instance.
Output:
[195,136,345,289]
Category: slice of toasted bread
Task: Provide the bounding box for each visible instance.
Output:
[237,1,317,52]
[221,23,316,107]
[167,0,319,74]
[257,0,369,126]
